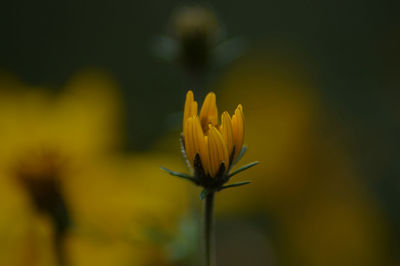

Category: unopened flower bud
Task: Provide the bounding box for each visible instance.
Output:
[170,6,220,72]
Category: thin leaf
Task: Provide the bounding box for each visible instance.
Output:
[160,167,198,184]
[228,161,259,178]
[232,146,248,165]
[220,181,251,191]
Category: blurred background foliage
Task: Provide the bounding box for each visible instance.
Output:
[0,0,399,266]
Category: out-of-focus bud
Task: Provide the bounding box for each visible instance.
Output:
[170,5,220,73]
[152,5,245,80]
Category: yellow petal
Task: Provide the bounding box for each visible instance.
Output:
[199,92,218,131]
[190,101,198,118]
[183,90,198,133]
[232,104,245,159]
[207,128,218,177]
[191,116,209,174]
[207,126,229,177]
[203,136,209,175]
[183,117,195,165]
[183,116,208,170]
[220,111,234,157]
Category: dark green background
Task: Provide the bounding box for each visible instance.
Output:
[1,1,399,247]
[1,0,398,148]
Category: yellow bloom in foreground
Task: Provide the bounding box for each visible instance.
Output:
[183,90,245,177]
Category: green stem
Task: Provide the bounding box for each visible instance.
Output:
[204,192,215,266]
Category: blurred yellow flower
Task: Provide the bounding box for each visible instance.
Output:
[0,70,191,266]
[66,153,191,266]
[0,69,122,266]
[183,90,244,177]
[213,53,391,266]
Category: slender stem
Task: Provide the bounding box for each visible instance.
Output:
[54,231,67,266]
[204,192,216,266]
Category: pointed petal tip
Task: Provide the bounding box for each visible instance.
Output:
[207,91,216,97]
[204,91,217,104]
[222,111,230,119]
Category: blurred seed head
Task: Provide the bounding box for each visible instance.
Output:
[14,148,70,233]
[169,5,221,72]
[171,5,219,41]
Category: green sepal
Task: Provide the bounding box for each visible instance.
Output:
[160,167,198,185]
[228,161,259,178]
[220,181,251,191]
[200,188,212,200]
[232,146,247,166]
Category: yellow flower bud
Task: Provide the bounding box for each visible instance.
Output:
[182,90,245,177]
[232,104,245,159]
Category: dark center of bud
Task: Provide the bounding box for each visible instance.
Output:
[14,149,70,234]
